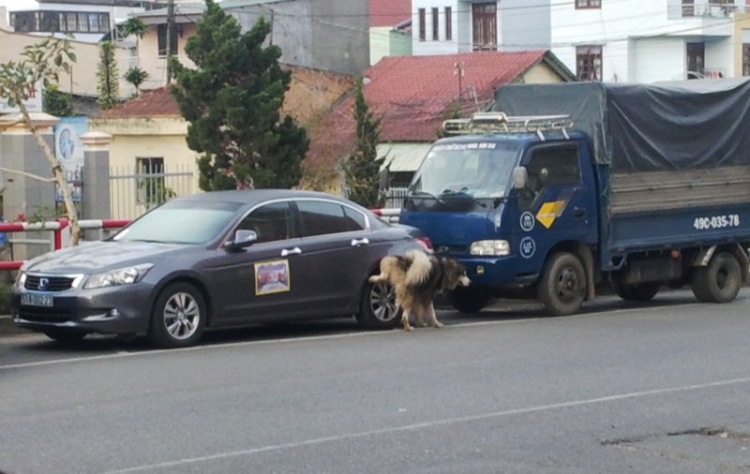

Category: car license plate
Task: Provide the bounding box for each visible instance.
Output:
[21,293,54,307]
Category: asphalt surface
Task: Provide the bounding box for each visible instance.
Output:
[1,290,750,473]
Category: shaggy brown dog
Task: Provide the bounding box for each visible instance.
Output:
[369,250,471,331]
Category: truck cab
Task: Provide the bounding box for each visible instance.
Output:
[400,113,599,313]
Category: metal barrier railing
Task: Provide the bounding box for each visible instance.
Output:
[0,219,131,270]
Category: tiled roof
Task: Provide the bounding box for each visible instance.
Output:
[305,50,553,168]
[98,86,180,118]
[98,67,353,125]
[370,0,411,27]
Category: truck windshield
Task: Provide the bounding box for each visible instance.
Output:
[409,141,521,199]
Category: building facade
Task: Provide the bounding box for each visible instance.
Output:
[411,0,551,55]
[9,0,154,42]
[551,0,750,82]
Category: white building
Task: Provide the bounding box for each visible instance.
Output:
[411,0,551,55]
[9,0,154,43]
[551,0,750,82]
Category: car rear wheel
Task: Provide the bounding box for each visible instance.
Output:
[43,328,87,344]
[149,282,207,348]
[356,280,401,329]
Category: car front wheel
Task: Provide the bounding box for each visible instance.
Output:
[149,282,207,348]
[356,280,401,329]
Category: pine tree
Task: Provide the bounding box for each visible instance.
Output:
[171,0,308,191]
[96,41,119,110]
[343,77,383,208]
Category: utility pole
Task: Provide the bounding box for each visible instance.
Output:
[166,0,175,82]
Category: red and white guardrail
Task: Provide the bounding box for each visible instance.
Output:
[0,219,131,270]
[0,208,402,271]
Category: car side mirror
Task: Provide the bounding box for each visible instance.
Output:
[512,167,528,190]
[224,229,258,251]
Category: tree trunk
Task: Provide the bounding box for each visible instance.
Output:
[17,99,81,246]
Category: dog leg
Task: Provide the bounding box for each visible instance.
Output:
[401,309,414,331]
[427,303,444,328]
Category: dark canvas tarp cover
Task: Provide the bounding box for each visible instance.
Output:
[493,79,750,172]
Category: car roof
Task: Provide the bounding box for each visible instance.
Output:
[174,189,361,207]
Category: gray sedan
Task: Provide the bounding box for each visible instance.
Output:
[12,190,425,347]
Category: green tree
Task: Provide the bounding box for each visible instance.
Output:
[0,38,83,245]
[171,0,308,191]
[97,41,119,110]
[120,17,148,42]
[124,66,148,95]
[343,77,383,208]
[43,85,73,116]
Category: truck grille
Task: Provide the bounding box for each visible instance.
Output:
[25,275,75,292]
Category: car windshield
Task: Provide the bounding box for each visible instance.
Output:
[408,141,521,199]
[112,200,241,245]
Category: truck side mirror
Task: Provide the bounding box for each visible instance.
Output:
[512,167,528,190]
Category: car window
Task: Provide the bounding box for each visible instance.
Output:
[236,201,293,243]
[298,201,365,237]
[113,201,240,244]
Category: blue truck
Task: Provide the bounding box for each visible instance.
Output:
[399,79,750,315]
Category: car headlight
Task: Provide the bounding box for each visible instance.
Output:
[84,264,153,289]
[15,270,27,288]
[470,240,510,256]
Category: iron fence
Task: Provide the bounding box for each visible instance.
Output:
[109,163,196,220]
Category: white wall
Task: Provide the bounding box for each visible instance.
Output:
[551,0,738,82]
[632,37,685,83]
[412,0,460,55]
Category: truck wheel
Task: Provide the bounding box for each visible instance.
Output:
[449,288,491,313]
[612,281,660,301]
[691,252,742,303]
[538,252,586,316]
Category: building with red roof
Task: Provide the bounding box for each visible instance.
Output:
[306,50,574,193]
[370,0,412,66]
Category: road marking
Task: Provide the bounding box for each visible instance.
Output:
[102,375,750,474]
[0,296,740,372]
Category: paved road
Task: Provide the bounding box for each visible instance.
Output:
[1,290,750,473]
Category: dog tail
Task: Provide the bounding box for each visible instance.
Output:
[404,250,432,287]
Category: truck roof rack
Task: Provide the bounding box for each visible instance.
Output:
[443,112,574,140]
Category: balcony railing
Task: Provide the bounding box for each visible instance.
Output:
[668,1,746,19]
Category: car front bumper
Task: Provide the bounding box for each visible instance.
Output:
[12,284,154,335]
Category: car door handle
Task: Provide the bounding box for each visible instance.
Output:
[573,208,586,220]
[281,247,302,257]
[351,238,370,247]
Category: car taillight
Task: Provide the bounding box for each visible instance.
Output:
[415,236,433,251]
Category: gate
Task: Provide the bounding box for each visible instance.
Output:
[109,164,196,220]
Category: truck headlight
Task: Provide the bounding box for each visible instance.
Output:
[470,240,510,256]
[84,264,153,289]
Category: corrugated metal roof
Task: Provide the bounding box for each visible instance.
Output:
[377,143,430,172]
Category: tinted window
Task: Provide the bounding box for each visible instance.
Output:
[298,201,364,237]
[237,202,293,243]
[113,201,240,245]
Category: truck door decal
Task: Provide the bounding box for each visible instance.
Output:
[535,188,576,229]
